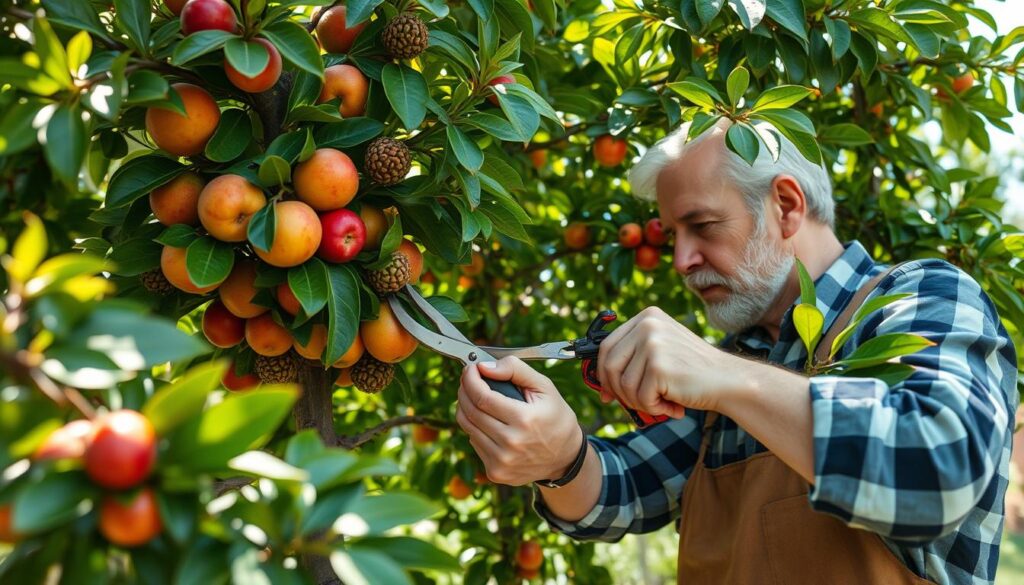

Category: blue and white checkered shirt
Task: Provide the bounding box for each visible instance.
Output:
[534,241,1019,585]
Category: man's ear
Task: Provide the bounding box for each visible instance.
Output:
[771,175,806,240]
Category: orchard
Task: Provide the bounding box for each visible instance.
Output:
[1,0,1023,584]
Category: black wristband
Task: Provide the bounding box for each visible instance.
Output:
[535,424,588,489]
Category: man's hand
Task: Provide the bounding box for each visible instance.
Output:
[456,357,581,486]
[596,307,746,418]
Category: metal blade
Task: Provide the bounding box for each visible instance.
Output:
[401,285,472,344]
[386,296,497,365]
[478,342,575,360]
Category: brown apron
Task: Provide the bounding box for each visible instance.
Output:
[677,264,934,584]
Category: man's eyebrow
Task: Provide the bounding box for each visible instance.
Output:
[676,208,721,222]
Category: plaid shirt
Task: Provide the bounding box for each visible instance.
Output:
[534,241,1019,585]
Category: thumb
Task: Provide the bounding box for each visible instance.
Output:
[478,356,554,392]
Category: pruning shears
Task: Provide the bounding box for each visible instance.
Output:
[386,286,670,429]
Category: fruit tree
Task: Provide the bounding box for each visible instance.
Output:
[1,0,1023,584]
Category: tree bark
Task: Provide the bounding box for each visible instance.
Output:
[294,363,339,446]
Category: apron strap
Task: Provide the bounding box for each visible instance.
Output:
[812,262,909,366]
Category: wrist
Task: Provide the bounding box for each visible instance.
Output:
[536,424,588,488]
[715,355,762,416]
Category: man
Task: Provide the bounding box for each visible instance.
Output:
[455,119,1019,584]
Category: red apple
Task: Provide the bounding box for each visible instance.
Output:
[84,410,157,490]
[222,361,260,391]
[635,244,660,271]
[618,222,642,249]
[487,75,516,106]
[318,209,366,263]
[181,0,236,36]
[644,218,668,246]
[202,299,245,348]
[224,37,282,94]
[33,419,95,461]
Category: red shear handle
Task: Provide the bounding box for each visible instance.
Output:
[580,359,671,428]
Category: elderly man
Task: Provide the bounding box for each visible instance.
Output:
[455,119,1018,584]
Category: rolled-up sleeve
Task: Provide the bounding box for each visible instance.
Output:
[532,410,704,542]
[808,260,1018,542]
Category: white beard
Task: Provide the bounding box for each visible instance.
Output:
[685,227,794,333]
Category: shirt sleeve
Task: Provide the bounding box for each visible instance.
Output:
[531,409,704,542]
[807,260,1019,542]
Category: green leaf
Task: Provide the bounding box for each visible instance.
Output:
[697,0,725,27]
[167,386,299,471]
[33,16,72,89]
[143,360,227,436]
[259,155,291,187]
[9,212,48,285]
[351,492,442,534]
[836,362,916,386]
[247,201,277,253]
[352,537,460,572]
[13,472,97,533]
[125,70,170,105]
[223,38,270,78]
[425,296,468,323]
[382,63,428,129]
[346,0,384,26]
[330,549,411,585]
[113,0,151,55]
[666,79,721,108]
[818,123,874,146]
[726,66,750,106]
[26,253,110,297]
[0,100,43,156]
[314,118,385,149]
[836,332,935,370]
[751,110,821,164]
[171,30,236,65]
[795,257,816,305]
[725,123,759,165]
[325,265,361,365]
[41,0,108,40]
[262,21,324,79]
[427,31,478,73]
[727,0,766,30]
[66,31,92,74]
[460,113,522,142]
[288,259,329,317]
[765,0,807,43]
[495,92,540,143]
[57,300,208,370]
[106,155,185,208]
[750,85,814,111]
[446,125,484,173]
[228,451,309,482]
[204,108,252,163]
[44,105,86,186]
[186,237,235,288]
[793,303,824,357]
[823,16,851,61]
[285,429,327,466]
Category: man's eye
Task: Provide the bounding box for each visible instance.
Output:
[693,222,711,231]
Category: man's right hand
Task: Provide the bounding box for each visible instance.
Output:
[456,357,582,486]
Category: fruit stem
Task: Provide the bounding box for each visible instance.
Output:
[335,415,453,449]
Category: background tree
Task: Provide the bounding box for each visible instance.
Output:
[1,0,1022,584]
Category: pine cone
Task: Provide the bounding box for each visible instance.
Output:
[366,252,411,295]
[364,137,411,185]
[381,14,429,60]
[351,355,394,394]
[141,269,174,295]
[255,352,298,384]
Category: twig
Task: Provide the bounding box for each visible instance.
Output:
[335,415,452,449]
[525,123,590,151]
[0,350,96,420]
[213,476,256,496]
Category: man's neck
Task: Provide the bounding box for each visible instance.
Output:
[754,228,845,343]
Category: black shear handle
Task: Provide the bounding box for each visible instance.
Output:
[482,375,526,402]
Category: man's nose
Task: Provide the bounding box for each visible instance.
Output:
[673,235,703,275]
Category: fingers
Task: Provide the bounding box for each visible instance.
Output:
[460,364,525,424]
[478,356,554,392]
[456,399,503,453]
[457,383,513,438]
[598,336,636,400]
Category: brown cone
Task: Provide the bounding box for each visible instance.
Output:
[141,269,174,295]
[351,355,394,393]
[364,137,411,185]
[381,13,429,60]
[367,252,411,295]
[255,352,298,384]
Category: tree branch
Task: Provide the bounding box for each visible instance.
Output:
[335,415,452,449]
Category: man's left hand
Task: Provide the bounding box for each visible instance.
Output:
[596,307,746,418]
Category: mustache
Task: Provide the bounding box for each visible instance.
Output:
[686,270,731,290]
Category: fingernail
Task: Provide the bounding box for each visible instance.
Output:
[479,361,496,369]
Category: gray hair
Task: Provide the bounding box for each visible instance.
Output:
[627,120,835,228]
